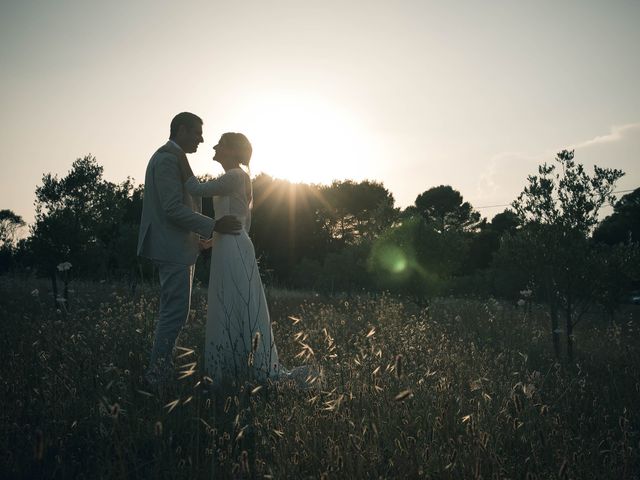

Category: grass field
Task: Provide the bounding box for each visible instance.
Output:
[1,276,639,479]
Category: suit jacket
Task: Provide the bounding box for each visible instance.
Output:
[137,141,215,265]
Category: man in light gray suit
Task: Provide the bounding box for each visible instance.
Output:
[137,112,240,384]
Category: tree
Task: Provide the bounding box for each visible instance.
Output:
[414,185,481,232]
[490,209,521,235]
[291,242,377,293]
[249,174,332,284]
[369,215,468,296]
[319,180,398,244]
[507,149,624,361]
[514,150,623,233]
[0,209,25,273]
[0,209,25,247]
[461,210,522,275]
[590,241,640,320]
[30,155,140,301]
[593,187,640,245]
[248,176,397,287]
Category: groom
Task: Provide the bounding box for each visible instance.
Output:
[137,112,240,385]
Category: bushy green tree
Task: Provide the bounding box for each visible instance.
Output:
[319,180,398,244]
[414,185,481,232]
[502,149,624,360]
[29,155,141,300]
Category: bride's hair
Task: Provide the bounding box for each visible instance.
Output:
[221,132,252,166]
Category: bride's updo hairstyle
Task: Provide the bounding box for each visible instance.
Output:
[221,132,252,167]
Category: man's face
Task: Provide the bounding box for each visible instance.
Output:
[181,123,203,153]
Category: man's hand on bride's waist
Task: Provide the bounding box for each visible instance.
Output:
[213,215,242,235]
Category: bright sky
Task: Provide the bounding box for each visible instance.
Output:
[1,0,639,226]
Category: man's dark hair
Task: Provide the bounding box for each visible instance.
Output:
[170,112,203,139]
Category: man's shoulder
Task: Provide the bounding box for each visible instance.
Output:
[150,141,182,160]
[150,147,180,167]
[144,149,180,185]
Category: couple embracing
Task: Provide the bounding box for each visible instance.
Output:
[137,112,314,391]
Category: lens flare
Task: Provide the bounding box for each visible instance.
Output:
[379,246,408,274]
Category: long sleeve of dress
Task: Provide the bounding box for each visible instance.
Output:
[184,172,240,197]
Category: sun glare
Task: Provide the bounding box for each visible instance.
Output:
[235,92,375,185]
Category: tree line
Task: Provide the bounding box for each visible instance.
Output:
[1,151,639,360]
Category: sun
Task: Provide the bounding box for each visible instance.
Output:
[232,92,376,185]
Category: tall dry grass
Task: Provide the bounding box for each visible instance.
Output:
[1,277,638,478]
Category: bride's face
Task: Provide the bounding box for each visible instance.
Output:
[213,137,239,167]
[212,139,226,163]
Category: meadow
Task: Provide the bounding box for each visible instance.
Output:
[1,275,638,479]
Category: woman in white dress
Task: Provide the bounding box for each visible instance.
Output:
[182,132,313,389]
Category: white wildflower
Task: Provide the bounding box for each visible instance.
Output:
[517,299,526,307]
[57,262,72,272]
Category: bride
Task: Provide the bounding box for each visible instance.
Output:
[181,132,315,389]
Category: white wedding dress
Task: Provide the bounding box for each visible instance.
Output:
[185,170,316,389]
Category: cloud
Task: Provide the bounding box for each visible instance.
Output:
[572,123,640,149]
[474,122,640,219]
[475,151,545,206]
[572,123,640,190]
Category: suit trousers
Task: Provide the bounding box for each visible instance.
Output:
[149,261,195,370]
